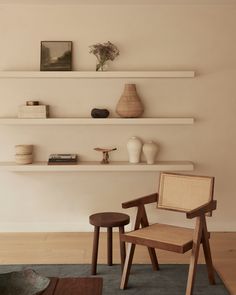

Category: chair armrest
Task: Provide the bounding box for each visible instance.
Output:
[186,200,217,219]
[122,193,158,209]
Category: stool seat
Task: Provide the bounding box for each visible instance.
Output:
[89,212,130,228]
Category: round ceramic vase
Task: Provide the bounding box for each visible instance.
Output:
[127,136,142,164]
[143,141,159,164]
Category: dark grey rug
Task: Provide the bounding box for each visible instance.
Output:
[0,264,229,295]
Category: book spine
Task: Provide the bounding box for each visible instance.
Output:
[48,160,77,162]
[48,162,78,165]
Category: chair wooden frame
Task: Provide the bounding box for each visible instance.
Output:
[120,173,217,295]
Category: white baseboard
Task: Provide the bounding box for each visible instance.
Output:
[0,223,95,232]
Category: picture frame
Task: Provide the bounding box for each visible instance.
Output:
[40,41,72,71]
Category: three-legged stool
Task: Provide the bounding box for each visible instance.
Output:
[89,212,130,275]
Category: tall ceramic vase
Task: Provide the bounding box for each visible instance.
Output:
[143,141,159,164]
[116,84,144,118]
[127,136,142,164]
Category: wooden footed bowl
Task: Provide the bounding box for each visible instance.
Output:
[0,269,50,295]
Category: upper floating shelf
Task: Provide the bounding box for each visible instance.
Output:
[0,118,194,125]
[0,71,195,79]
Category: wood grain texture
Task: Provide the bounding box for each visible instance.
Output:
[90,212,130,273]
[107,227,113,266]
[140,206,159,271]
[186,200,217,219]
[119,226,126,270]
[120,204,144,289]
[122,193,158,209]
[91,226,100,275]
[0,232,235,294]
[55,278,103,295]
[120,203,159,289]
[39,278,103,295]
[89,212,130,228]
[202,216,216,285]
[186,217,203,295]
[120,243,136,290]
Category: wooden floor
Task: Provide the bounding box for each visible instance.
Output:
[0,232,235,294]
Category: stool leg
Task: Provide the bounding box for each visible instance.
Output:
[91,226,100,275]
[107,227,113,266]
[119,226,126,270]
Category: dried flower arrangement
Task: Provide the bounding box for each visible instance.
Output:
[89,41,119,71]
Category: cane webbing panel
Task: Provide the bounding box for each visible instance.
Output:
[122,223,193,253]
[158,173,214,212]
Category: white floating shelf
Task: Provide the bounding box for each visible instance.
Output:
[0,71,195,79]
[0,161,194,172]
[0,118,194,125]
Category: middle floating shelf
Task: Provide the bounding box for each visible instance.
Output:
[0,118,194,125]
[0,161,194,172]
[0,70,195,79]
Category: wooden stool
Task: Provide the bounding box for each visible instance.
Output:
[89,212,130,275]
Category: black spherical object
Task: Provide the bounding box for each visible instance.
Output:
[91,108,110,118]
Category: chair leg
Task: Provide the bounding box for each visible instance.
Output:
[186,217,203,295]
[120,243,136,290]
[91,226,100,275]
[119,226,126,270]
[107,227,113,266]
[140,205,159,271]
[202,217,216,285]
[147,247,159,271]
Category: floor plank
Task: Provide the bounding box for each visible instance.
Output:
[0,232,235,294]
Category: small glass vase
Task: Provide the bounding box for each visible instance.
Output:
[96,62,108,71]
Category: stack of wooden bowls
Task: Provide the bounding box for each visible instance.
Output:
[15,145,33,165]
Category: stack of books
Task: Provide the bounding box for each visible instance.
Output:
[18,103,49,118]
[48,154,78,165]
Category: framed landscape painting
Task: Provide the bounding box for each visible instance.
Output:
[40,41,72,71]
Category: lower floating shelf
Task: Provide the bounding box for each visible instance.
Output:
[0,118,194,125]
[0,161,194,172]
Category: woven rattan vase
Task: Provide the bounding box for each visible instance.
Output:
[116,84,144,118]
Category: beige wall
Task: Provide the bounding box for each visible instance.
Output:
[0,3,235,232]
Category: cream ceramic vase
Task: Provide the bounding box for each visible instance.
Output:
[116,84,144,118]
[143,141,159,164]
[127,136,142,164]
